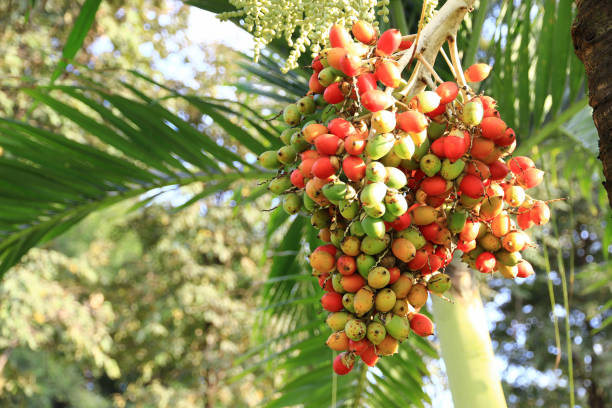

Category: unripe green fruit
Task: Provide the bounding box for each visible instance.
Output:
[366,133,395,160]
[356,254,376,278]
[311,208,331,229]
[382,211,397,223]
[297,96,315,114]
[360,182,387,207]
[441,158,466,180]
[412,138,431,161]
[385,315,411,341]
[420,154,442,177]
[282,193,302,215]
[283,104,301,126]
[368,266,391,289]
[366,161,387,182]
[345,319,367,341]
[342,293,356,313]
[375,288,397,312]
[332,273,346,294]
[462,100,484,126]
[427,273,452,294]
[323,181,354,201]
[496,250,522,266]
[269,176,292,194]
[367,322,387,345]
[417,91,441,113]
[290,131,309,152]
[385,167,407,189]
[280,128,299,145]
[448,210,468,234]
[401,158,419,170]
[318,67,343,87]
[385,191,408,217]
[258,150,282,169]
[330,229,345,248]
[363,201,386,218]
[327,312,351,331]
[428,121,447,139]
[277,145,297,164]
[362,216,386,239]
[361,235,389,255]
[339,199,359,219]
[380,150,402,167]
[303,193,316,212]
[350,221,366,237]
[394,135,415,159]
[396,227,426,249]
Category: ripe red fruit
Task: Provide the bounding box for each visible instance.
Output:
[337,255,356,276]
[312,55,324,72]
[318,274,333,291]
[324,82,345,104]
[315,133,342,155]
[517,207,534,230]
[361,89,392,112]
[464,63,492,82]
[312,156,337,178]
[376,29,401,56]
[360,345,379,367]
[349,338,370,354]
[421,254,443,275]
[341,274,366,292]
[340,54,362,77]
[329,24,352,48]
[397,110,428,133]
[470,138,495,161]
[342,156,366,181]
[530,201,550,225]
[421,176,447,196]
[410,313,434,336]
[426,102,446,118]
[475,252,496,273]
[460,174,485,198]
[333,352,354,375]
[399,37,413,50]
[480,117,507,141]
[444,135,467,161]
[352,20,377,44]
[465,160,491,180]
[478,96,497,117]
[328,118,356,139]
[430,137,447,158]
[390,211,411,231]
[517,260,535,278]
[457,239,477,253]
[388,266,401,284]
[496,127,516,146]
[309,72,325,93]
[407,249,428,270]
[508,156,535,174]
[356,73,378,95]
[375,60,401,88]
[316,244,337,256]
[321,292,343,312]
[517,167,544,189]
[489,159,510,180]
[344,134,366,155]
[436,81,459,104]
[290,169,305,188]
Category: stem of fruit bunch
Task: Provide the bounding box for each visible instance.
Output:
[391,0,476,98]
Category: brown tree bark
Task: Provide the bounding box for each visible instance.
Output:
[571,0,612,208]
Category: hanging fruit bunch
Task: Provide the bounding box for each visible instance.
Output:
[258,20,549,375]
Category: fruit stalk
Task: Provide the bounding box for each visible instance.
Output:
[431,260,507,408]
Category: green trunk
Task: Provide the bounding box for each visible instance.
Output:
[431,262,507,408]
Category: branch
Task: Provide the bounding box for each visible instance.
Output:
[394,0,476,98]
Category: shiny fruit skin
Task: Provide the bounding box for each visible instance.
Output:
[333,352,354,375]
[352,20,377,44]
[361,89,392,112]
[436,81,459,104]
[376,29,402,56]
[324,82,345,104]
[321,292,343,312]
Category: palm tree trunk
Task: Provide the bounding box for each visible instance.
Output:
[571,0,612,208]
[431,260,507,408]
